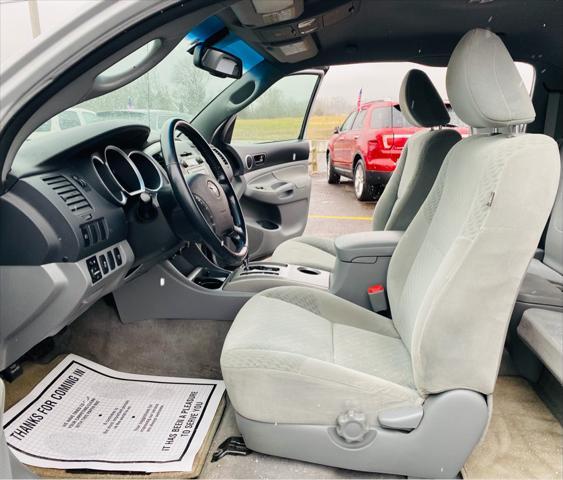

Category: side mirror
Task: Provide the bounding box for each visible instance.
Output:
[193,44,243,79]
[333,126,340,134]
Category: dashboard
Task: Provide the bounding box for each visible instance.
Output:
[2,121,234,267]
[0,120,237,369]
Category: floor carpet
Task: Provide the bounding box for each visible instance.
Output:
[463,376,563,479]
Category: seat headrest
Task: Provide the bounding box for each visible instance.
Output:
[446,28,535,128]
[399,69,450,128]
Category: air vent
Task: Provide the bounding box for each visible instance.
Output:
[80,218,108,248]
[211,146,231,169]
[43,175,92,214]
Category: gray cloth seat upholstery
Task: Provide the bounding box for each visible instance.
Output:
[516,154,563,381]
[526,144,563,284]
[528,258,563,283]
[270,69,461,272]
[221,29,561,477]
[221,286,421,425]
[517,308,563,383]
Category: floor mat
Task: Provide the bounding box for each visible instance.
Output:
[3,355,225,478]
[463,376,563,479]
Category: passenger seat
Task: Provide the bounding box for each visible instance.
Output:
[269,69,461,272]
[517,144,563,307]
[527,144,563,283]
[513,145,562,384]
[517,308,563,383]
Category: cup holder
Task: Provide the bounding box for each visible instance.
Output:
[248,265,280,272]
[297,266,321,276]
[194,277,224,289]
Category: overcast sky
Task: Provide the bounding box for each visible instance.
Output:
[318,61,535,104]
[1,1,535,108]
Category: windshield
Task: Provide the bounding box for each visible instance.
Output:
[29,37,237,139]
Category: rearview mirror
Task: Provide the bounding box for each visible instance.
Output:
[333,126,340,134]
[193,44,243,79]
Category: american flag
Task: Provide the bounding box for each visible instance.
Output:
[357,88,362,111]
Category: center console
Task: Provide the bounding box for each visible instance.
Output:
[192,261,330,293]
[114,231,403,324]
[191,231,403,308]
[331,231,403,309]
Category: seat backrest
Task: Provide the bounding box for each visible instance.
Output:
[386,28,560,397]
[372,69,461,231]
[542,144,563,275]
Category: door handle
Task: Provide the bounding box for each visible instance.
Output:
[253,153,266,164]
[353,135,359,140]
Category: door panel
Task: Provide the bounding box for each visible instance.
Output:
[228,140,312,260]
[332,132,347,168]
[331,111,357,172]
[232,140,310,172]
[223,70,325,259]
[340,131,357,173]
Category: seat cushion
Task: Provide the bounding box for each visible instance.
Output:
[528,257,563,284]
[517,308,563,383]
[270,236,337,272]
[221,286,422,425]
[518,272,563,308]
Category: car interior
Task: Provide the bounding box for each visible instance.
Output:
[270,68,463,272]
[1,1,562,479]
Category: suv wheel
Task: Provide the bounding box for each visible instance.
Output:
[327,152,340,184]
[354,159,371,201]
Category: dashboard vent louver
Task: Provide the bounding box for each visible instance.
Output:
[211,146,231,169]
[43,175,92,214]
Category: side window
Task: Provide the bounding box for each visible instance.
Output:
[351,109,367,130]
[58,111,81,130]
[340,111,357,132]
[392,106,411,127]
[231,74,319,143]
[370,107,392,129]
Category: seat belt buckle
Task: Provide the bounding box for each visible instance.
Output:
[367,284,388,312]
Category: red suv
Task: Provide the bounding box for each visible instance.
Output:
[327,100,469,200]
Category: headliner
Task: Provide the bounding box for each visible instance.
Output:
[221,0,562,87]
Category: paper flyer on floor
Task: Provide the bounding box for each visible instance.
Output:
[3,355,225,473]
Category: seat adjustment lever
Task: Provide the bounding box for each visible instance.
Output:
[378,405,423,431]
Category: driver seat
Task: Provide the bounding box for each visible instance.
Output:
[269,69,462,272]
[220,29,561,478]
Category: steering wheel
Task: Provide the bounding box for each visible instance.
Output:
[161,118,248,268]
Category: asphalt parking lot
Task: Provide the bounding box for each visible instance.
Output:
[303,170,376,238]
